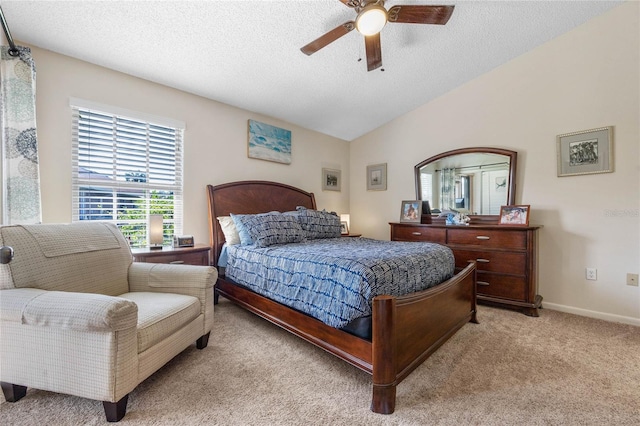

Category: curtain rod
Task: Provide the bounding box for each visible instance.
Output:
[0,5,19,57]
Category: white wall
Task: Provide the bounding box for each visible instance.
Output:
[349,2,639,324]
[15,46,349,245]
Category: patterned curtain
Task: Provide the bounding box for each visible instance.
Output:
[440,168,455,210]
[1,46,41,224]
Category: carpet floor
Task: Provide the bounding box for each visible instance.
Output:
[1,299,639,425]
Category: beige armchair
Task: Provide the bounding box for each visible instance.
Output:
[0,222,216,422]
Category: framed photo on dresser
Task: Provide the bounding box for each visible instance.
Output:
[499,205,530,226]
[399,200,422,223]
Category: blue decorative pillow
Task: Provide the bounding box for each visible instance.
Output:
[295,206,341,239]
[233,212,306,247]
[230,213,260,245]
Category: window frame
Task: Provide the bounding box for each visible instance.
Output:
[70,99,184,248]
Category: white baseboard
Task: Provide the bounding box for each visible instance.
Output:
[544,302,640,326]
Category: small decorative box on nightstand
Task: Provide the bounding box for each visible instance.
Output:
[131,243,210,266]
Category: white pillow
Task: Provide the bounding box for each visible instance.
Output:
[217,216,240,245]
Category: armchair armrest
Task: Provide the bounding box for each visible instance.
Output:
[0,288,137,331]
[128,263,217,294]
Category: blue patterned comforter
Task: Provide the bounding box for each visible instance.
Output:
[225,237,454,328]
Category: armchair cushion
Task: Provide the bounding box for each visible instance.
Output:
[1,223,132,296]
[119,292,201,353]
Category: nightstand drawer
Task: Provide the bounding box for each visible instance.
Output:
[390,225,446,243]
[476,272,527,301]
[132,244,210,266]
[141,251,208,265]
[447,229,526,250]
[453,250,526,275]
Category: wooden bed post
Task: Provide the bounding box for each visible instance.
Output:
[371,295,397,414]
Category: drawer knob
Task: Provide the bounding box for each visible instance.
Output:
[476,236,490,240]
[411,232,422,236]
[169,260,185,264]
[476,258,490,263]
[477,281,490,286]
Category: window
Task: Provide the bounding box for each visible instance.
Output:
[71,99,184,248]
[420,172,433,207]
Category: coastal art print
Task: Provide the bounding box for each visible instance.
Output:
[499,205,530,226]
[248,119,292,164]
[556,126,613,177]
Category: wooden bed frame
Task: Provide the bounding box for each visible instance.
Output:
[207,180,477,414]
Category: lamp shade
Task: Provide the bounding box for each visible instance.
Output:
[149,214,164,248]
[355,5,387,36]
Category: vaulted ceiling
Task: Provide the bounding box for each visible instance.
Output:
[2,1,622,141]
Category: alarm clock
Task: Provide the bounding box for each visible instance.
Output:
[173,235,194,248]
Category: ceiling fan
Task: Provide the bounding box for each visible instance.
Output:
[301,0,455,71]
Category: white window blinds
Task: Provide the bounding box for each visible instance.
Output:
[71,100,184,248]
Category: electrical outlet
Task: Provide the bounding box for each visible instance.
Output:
[627,273,639,286]
[586,268,597,281]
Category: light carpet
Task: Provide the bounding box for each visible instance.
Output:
[1,299,639,425]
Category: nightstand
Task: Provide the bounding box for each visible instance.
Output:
[131,243,210,266]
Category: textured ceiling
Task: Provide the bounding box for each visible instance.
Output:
[1,1,622,141]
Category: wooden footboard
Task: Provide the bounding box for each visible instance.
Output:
[216,261,477,414]
[371,261,477,413]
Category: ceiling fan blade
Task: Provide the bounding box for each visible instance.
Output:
[388,5,455,25]
[365,33,382,71]
[301,21,355,56]
[338,0,357,8]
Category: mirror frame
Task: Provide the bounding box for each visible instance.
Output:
[415,147,517,219]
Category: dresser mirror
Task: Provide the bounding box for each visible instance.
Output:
[415,147,517,217]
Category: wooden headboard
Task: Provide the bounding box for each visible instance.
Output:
[206,180,316,266]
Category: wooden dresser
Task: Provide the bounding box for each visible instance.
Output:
[390,222,542,316]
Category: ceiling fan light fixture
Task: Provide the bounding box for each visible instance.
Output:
[355,5,387,36]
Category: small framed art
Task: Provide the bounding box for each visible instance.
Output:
[322,168,341,191]
[399,200,422,223]
[366,163,387,191]
[499,205,530,226]
[340,221,349,235]
[556,126,613,177]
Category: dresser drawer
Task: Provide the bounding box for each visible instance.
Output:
[447,228,526,250]
[391,225,446,243]
[476,272,527,301]
[453,250,526,275]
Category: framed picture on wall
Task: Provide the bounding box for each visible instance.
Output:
[322,168,341,191]
[366,163,387,191]
[499,205,530,226]
[399,200,422,223]
[556,126,613,177]
[247,119,292,164]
